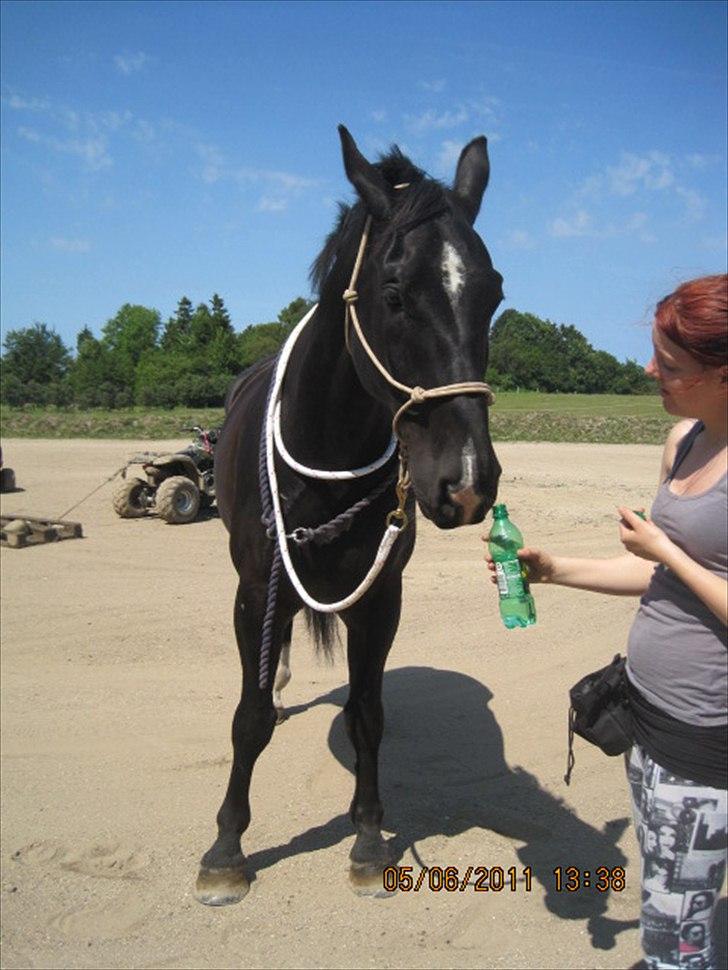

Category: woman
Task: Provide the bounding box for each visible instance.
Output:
[485,274,727,970]
[655,823,678,861]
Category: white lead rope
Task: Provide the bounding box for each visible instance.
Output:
[265,304,404,613]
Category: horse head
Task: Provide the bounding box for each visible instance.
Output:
[337,126,503,528]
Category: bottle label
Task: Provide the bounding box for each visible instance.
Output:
[495,560,526,598]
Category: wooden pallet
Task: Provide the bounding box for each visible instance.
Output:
[0,515,83,549]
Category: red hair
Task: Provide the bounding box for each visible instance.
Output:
[655,274,728,368]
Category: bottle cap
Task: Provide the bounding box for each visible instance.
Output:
[492,503,508,519]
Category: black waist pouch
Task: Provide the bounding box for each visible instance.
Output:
[564,654,634,785]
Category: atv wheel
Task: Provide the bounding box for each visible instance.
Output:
[113,478,150,518]
[0,467,16,493]
[156,475,201,524]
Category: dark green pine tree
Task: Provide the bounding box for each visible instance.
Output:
[210,293,233,333]
[161,296,194,351]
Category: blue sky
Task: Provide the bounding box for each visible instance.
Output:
[1,0,726,365]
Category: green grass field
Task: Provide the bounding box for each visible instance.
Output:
[491,391,664,416]
[0,392,674,444]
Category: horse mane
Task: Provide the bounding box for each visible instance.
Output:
[310,146,449,295]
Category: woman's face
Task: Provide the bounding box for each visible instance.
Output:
[646,327,708,416]
[658,825,677,851]
[685,924,704,945]
[690,892,710,913]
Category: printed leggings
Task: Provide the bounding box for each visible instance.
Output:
[626,744,727,970]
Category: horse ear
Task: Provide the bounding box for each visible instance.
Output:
[453,136,490,224]
[338,125,391,220]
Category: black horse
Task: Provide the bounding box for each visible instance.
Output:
[197,126,504,905]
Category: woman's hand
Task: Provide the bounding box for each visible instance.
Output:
[482,537,556,585]
[617,507,676,564]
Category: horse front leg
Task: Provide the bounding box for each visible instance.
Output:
[341,576,402,895]
[195,581,285,906]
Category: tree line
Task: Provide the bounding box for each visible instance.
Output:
[0,297,653,408]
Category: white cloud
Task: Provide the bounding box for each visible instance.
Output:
[253,169,317,191]
[194,142,317,208]
[17,125,41,143]
[607,151,674,196]
[549,208,657,243]
[370,109,387,123]
[8,95,161,174]
[196,143,225,183]
[420,79,446,93]
[468,95,500,120]
[18,126,112,170]
[569,149,710,227]
[550,209,592,238]
[114,52,150,75]
[4,94,51,112]
[503,229,536,250]
[574,172,603,201]
[675,185,707,222]
[257,197,287,212]
[131,118,156,142]
[625,212,657,243]
[686,152,721,170]
[405,107,469,134]
[49,237,91,253]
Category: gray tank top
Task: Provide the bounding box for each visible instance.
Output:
[626,421,728,726]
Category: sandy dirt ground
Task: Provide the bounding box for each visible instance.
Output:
[1,438,725,970]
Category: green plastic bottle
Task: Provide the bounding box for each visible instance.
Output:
[488,504,536,629]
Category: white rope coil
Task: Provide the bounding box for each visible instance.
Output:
[265,304,403,613]
[273,401,397,480]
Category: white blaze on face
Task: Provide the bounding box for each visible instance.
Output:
[458,437,477,491]
[441,241,466,310]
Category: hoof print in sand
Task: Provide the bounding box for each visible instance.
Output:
[50,896,153,940]
[12,840,150,880]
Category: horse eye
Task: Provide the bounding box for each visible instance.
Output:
[383,285,402,310]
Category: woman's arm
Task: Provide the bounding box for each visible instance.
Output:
[537,550,657,595]
[618,507,728,626]
[483,544,657,596]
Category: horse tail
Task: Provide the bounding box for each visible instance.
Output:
[303,607,338,661]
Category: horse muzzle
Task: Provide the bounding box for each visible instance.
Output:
[410,464,500,529]
[398,397,501,529]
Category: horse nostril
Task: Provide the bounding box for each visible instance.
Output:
[439,503,458,524]
[447,484,482,524]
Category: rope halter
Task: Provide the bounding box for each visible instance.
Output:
[342,199,496,447]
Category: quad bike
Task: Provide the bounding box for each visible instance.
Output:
[113,426,220,524]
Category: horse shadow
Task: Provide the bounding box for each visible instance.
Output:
[246,665,639,951]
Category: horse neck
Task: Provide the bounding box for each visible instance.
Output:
[280,291,392,471]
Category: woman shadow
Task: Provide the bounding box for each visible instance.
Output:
[246,665,639,951]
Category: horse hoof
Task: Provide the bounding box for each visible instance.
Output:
[274,707,289,725]
[348,862,395,898]
[195,865,250,906]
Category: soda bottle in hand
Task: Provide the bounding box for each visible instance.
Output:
[488,504,536,629]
